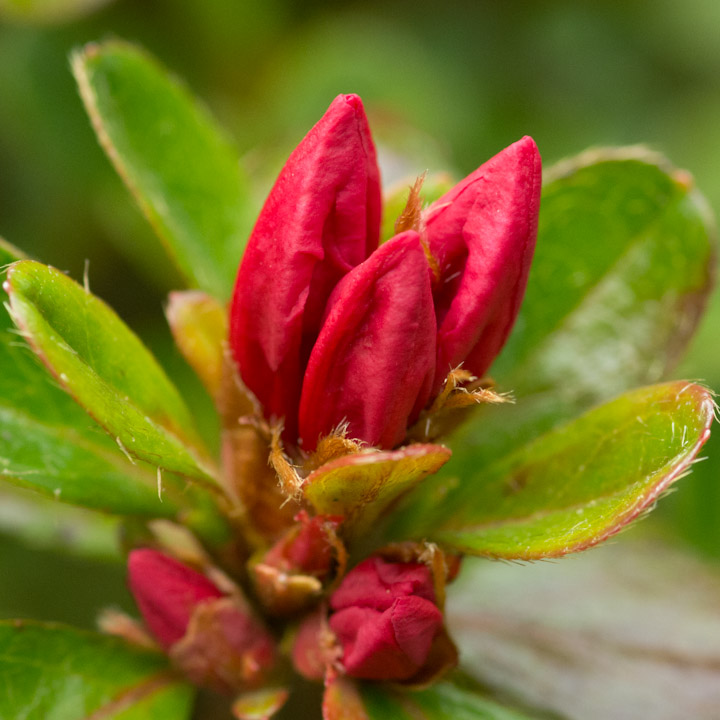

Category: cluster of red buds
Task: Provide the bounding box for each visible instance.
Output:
[124,93,541,706]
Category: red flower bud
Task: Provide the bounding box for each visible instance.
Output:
[128,549,278,694]
[252,513,343,616]
[230,94,381,440]
[425,136,541,390]
[230,91,540,452]
[263,512,340,580]
[299,231,436,450]
[127,548,223,649]
[328,557,443,680]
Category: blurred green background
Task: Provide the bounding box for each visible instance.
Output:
[1,0,720,628]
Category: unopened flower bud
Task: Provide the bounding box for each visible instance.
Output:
[127,548,223,649]
[127,549,277,694]
[425,136,541,391]
[229,92,540,454]
[263,512,341,580]
[251,513,343,616]
[299,231,436,449]
[230,94,381,441]
[328,557,444,681]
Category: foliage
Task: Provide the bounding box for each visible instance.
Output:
[0,24,717,720]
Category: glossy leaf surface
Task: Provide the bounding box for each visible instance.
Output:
[304,445,451,538]
[500,149,714,395]
[0,242,179,516]
[391,150,716,542]
[0,621,194,719]
[360,682,536,719]
[390,382,713,558]
[73,40,252,299]
[455,149,715,465]
[449,539,720,720]
[5,260,216,483]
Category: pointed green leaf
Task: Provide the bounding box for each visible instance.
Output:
[0,621,194,720]
[72,40,253,299]
[0,243,186,516]
[0,405,187,515]
[232,687,289,720]
[303,444,451,539]
[360,682,537,720]
[390,382,713,558]
[5,260,217,484]
[394,150,716,541]
[449,539,720,720]
[466,150,715,458]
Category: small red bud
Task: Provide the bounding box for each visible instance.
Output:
[328,557,443,680]
[127,549,223,649]
[264,512,340,580]
[127,549,278,694]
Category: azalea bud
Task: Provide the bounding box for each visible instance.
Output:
[230,94,381,440]
[128,549,277,693]
[328,557,443,680]
[299,231,436,450]
[251,513,343,616]
[127,548,223,649]
[263,512,340,580]
[425,136,541,391]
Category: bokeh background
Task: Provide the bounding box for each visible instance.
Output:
[1,0,719,628]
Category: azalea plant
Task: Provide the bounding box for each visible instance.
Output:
[0,40,717,720]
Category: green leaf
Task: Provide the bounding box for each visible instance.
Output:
[72,40,253,300]
[360,682,537,720]
[5,260,217,484]
[389,382,714,558]
[0,621,194,719]
[449,538,720,720]
[502,148,715,397]
[470,150,713,454]
[166,290,227,399]
[391,149,716,542]
[303,444,451,539]
[0,243,184,516]
[232,687,289,720]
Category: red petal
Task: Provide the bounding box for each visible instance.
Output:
[230,94,381,439]
[330,557,435,612]
[264,512,339,579]
[330,606,415,679]
[390,596,443,667]
[329,597,441,680]
[425,136,541,390]
[127,549,223,649]
[299,231,436,450]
